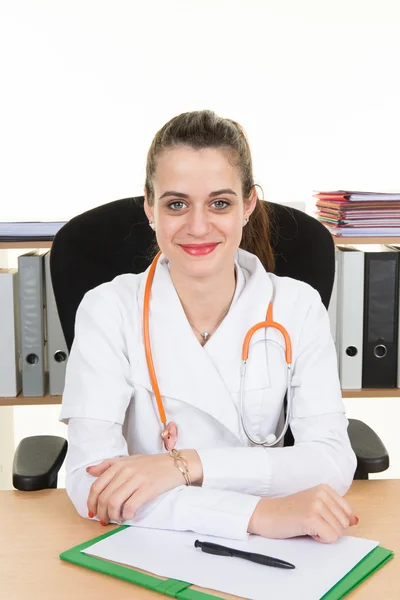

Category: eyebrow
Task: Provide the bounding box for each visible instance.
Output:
[158,188,238,200]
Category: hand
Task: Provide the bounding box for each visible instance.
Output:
[248,484,359,544]
[86,450,202,525]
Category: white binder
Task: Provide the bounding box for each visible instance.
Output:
[18,251,47,396]
[336,247,365,390]
[44,252,68,395]
[0,269,22,397]
[328,247,339,349]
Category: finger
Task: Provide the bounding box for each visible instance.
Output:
[309,516,341,544]
[121,487,152,521]
[311,534,331,544]
[320,493,351,531]
[87,465,119,518]
[349,515,359,527]
[323,485,356,521]
[87,464,110,478]
[324,487,359,526]
[105,478,142,523]
[317,502,346,539]
[86,459,119,476]
[97,472,141,524]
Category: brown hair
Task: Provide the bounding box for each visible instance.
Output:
[144,110,275,272]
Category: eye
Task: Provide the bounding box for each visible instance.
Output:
[212,200,230,210]
[167,201,187,211]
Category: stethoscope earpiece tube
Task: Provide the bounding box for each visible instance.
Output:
[240,302,293,447]
[143,251,167,426]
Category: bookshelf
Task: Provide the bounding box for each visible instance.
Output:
[1,394,62,406]
[332,236,400,245]
[4,389,400,407]
[342,388,400,398]
[0,241,52,249]
[1,234,400,406]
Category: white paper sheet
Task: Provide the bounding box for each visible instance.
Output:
[82,527,378,600]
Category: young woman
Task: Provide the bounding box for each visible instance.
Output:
[60,110,358,543]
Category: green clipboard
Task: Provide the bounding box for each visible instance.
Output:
[60,526,394,600]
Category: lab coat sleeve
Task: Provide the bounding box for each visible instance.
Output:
[59,287,134,424]
[65,417,261,540]
[60,288,260,540]
[197,291,357,498]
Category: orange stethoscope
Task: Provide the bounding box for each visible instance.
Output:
[143,252,293,451]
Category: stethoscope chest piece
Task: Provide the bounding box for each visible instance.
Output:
[161,422,179,451]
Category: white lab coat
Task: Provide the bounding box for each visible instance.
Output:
[59,249,356,540]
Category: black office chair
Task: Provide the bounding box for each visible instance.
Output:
[12,197,389,490]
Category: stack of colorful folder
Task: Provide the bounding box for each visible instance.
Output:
[314,190,400,237]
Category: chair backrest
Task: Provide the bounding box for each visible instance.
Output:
[51,196,335,353]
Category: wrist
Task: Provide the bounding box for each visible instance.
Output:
[248,497,276,536]
[180,449,203,486]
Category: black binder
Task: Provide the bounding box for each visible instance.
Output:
[362,251,400,388]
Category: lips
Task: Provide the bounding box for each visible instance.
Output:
[179,243,219,256]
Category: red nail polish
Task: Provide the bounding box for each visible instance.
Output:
[355,516,360,524]
[100,521,106,526]
[88,511,94,519]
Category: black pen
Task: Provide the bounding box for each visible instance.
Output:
[194,540,295,569]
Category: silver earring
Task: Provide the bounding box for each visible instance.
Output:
[149,221,155,230]
[243,218,249,226]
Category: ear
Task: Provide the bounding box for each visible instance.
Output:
[244,185,258,219]
[143,192,154,223]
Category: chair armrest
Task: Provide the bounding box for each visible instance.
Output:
[13,435,68,491]
[348,418,389,476]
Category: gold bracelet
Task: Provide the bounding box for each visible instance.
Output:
[169,449,192,486]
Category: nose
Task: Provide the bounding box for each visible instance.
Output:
[186,206,211,238]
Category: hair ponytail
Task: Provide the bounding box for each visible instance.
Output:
[240,197,275,272]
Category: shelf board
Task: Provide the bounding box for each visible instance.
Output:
[332,236,400,245]
[1,389,400,406]
[0,394,61,407]
[0,240,53,249]
[342,388,400,398]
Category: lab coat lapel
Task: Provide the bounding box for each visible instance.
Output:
[204,250,274,395]
[134,251,274,438]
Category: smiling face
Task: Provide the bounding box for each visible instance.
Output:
[144,145,257,280]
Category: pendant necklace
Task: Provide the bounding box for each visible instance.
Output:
[188,304,231,342]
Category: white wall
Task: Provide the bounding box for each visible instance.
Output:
[1,0,400,487]
[0,407,14,489]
